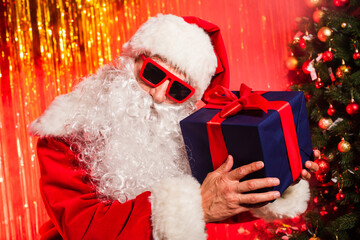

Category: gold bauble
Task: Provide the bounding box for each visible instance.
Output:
[286,56,298,70]
[309,234,320,240]
[340,65,351,74]
[317,26,332,42]
[305,0,322,8]
[338,139,351,153]
[341,22,347,28]
[326,152,335,162]
[318,117,333,130]
[336,65,351,79]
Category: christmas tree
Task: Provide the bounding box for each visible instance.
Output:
[286,0,360,239]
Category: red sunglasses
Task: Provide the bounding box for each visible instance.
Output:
[139,54,195,103]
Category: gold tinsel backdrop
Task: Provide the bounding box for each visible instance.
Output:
[0,0,306,238]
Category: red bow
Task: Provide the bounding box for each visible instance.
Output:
[203,84,269,118]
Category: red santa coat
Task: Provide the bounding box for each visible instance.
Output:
[37,137,152,239]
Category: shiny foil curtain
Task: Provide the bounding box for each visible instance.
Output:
[0,0,306,238]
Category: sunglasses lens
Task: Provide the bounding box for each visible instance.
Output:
[168,81,192,102]
[143,62,167,85]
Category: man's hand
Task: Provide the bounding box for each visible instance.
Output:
[200,155,281,223]
[300,150,320,180]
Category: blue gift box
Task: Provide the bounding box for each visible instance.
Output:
[180,91,313,194]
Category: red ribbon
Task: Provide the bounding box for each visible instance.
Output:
[204,84,268,118]
[266,101,302,181]
[205,84,302,181]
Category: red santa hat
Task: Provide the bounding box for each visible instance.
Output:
[121,14,229,101]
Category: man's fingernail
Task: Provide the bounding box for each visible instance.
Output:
[273,191,280,198]
[256,161,264,168]
[272,178,280,185]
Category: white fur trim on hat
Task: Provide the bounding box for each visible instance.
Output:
[122,14,218,101]
[150,175,207,240]
[249,179,310,222]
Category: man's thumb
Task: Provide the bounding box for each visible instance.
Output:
[215,155,233,173]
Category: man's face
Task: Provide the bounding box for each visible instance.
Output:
[134,56,187,104]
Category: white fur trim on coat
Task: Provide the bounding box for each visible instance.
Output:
[29,92,80,137]
[250,179,310,222]
[28,71,102,137]
[150,175,206,240]
[122,14,217,101]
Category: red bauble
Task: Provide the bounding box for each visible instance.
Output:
[317,27,332,42]
[316,172,331,184]
[313,196,319,204]
[320,210,328,216]
[333,205,338,211]
[323,50,334,62]
[315,159,330,174]
[353,50,360,60]
[302,60,312,74]
[336,68,344,78]
[333,0,350,8]
[315,80,323,88]
[336,191,345,201]
[327,105,336,116]
[313,9,324,23]
[346,100,359,116]
[300,224,307,232]
[306,0,322,8]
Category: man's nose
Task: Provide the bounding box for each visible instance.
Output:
[149,80,170,103]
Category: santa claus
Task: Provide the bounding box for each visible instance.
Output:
[30,14,318,239]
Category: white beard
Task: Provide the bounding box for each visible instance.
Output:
[67,56,196,203]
